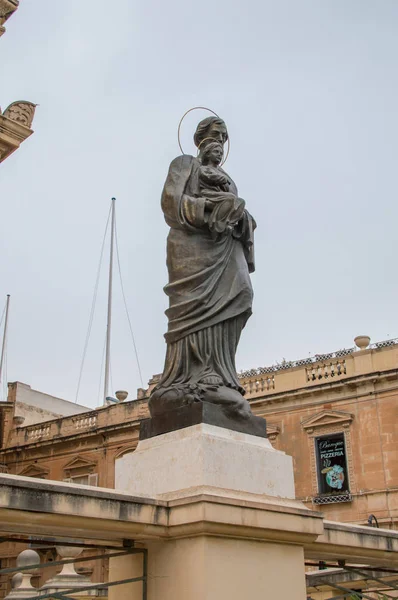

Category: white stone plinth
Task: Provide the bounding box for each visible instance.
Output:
[115,423,295,499]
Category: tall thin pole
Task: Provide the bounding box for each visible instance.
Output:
[104,199,115,403]
[0,295,10,392]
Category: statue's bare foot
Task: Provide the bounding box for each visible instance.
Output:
[149,381,252,421]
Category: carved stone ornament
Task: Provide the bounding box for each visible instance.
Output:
[301,410,353,434]
[63,455,97,477]
[0,0,18,33]
[3,101,36,128]
[18,463,49,478]
[266,423,280,441]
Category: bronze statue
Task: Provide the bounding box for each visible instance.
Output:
[149,116,256,419]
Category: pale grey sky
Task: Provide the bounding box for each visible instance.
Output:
[1,0,398,407]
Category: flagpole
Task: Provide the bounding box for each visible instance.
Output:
[0,295,10,392]
[104,199,115,403]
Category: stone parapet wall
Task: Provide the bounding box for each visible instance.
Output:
[240,340,398,399]
[5,397,150,449]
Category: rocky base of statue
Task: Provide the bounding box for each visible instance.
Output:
[149,380,252,418]
[141,399,266,441]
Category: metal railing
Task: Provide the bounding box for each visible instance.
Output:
[0,536,147,600]
[306,561,398,600]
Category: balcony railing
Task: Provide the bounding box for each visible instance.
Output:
[305,360,347,382]
[243,375,275,396]
[27,424,51,440]
[238,336,398,380]
[74,414,98,430]
[7,399,150,448]
[312,493,352,505]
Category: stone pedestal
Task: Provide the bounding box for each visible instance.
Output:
[116,423,294,499]
[112,416,323,600]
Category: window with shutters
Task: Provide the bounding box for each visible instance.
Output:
[62,456,98,486]
[65,473,98,486]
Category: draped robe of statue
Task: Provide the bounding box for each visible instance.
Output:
[149,154,256,416]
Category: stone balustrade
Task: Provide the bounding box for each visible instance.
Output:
[9,398,150,448]
[26,424,51,440]
[240,356,353,400]
[305,360,347,382]
[240,337,398,399]
[74,413,98,430]
[242,375,275,396]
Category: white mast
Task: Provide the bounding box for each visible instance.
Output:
[104,199,116,403]
[0,295,10,395]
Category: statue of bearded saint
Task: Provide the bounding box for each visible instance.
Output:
[149,116,256,420]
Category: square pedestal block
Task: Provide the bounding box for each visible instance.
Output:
[115,423,295,499]
[109,536,309,600]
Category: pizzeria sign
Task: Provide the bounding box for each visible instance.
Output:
[315,433,349,495]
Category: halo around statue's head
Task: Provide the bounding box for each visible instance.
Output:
[178,106,230,167]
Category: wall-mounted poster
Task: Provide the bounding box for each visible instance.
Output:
[315,433,349,495]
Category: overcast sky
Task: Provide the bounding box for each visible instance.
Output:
[1,0,398,407]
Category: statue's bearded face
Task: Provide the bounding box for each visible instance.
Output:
[208,122,228,145]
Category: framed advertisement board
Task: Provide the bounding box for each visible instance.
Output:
[315,432,349,495]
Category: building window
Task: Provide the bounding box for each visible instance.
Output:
[315,432,349,496]
[64,473,98,486]
[301,410,355,503]
[62,456,98,486]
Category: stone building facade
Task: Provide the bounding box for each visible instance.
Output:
[0,335,397,595]
[0,0,18,37]
[0,101,36,163]
[240,335,398,529]
[1,0,36,163]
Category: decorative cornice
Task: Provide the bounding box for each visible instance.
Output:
[63,455,97,474]
[266,424,280,441]
[18,463,49,478]
[0,101,36,163]
[302,410,353,434]
[3,101,36,128]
